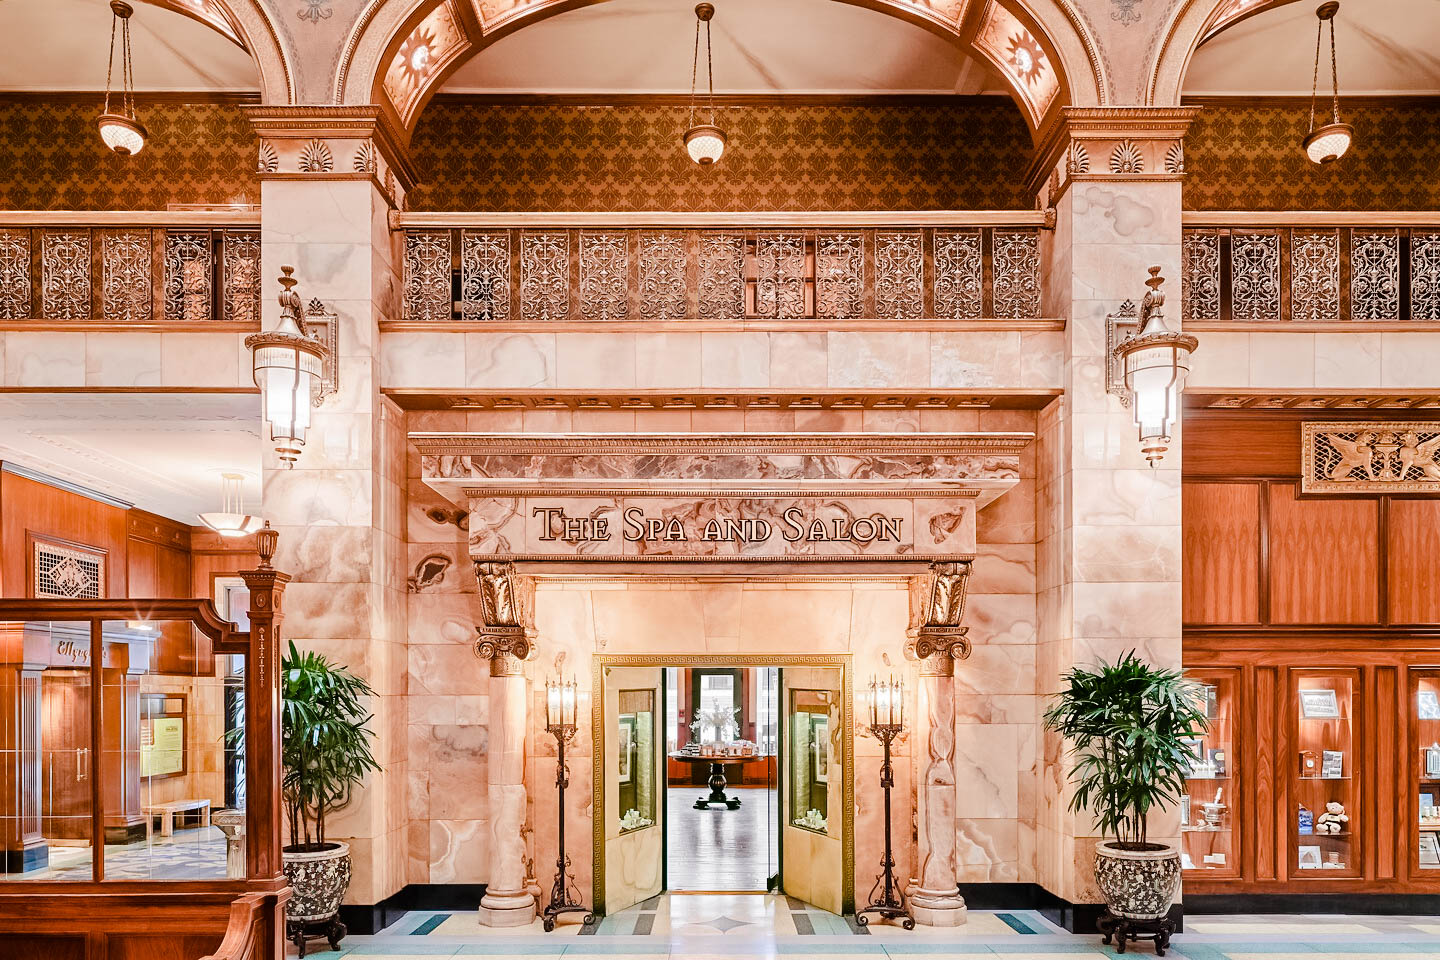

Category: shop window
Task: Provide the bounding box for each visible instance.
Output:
[617,689,656,833]
[789,689,831,835]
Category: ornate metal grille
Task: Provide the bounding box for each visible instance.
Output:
[814,233,863,319]
[991,229,1040,319]
[1290,230,1340,321]
[933,230,982,319]
[221,231,261,325]
[1230,231,1281,321]
[0,228,31,320]
[754,233,807,318]
[638,232,688,319]
[579,232,629,321]
[460,230,510,321]
[163,231,213,322]
[32,541,105,599]
[1350,231,1399,320]
[41,231,91,319]
[697,233,745,319]
[102,231,153,321]
[1413,233,1440,322]
[1181,230,1221,321]
[404,229,453,322]
[873,231,923,319]
[520,232,570,322]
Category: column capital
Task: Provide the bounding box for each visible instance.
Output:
[473,561,538,676]
[907,560,973,676]
[243,105,415,210]
[1027,105,1203,201]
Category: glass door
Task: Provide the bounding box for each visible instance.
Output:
[1181,669,1239,878]
[1412,669,1440,877]
[602,667,664,914]
[779,666,844,914]
[1290,668,1360,878]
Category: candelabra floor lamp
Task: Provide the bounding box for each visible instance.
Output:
[544,679,594,932]
[857,676,915,929]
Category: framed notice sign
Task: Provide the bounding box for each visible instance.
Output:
[140,693,187,779]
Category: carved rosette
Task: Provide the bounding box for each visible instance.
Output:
[473,561,537,676]
[906,560,973,676]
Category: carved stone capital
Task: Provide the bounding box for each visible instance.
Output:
[475,626,535,676]
[474,560,537,675]
[906,627,972,677]
[907,560,974,676]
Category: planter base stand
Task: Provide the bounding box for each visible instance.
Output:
[1097,910,1175,956]
[287,916,346,958]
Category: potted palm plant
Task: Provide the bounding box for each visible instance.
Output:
[1042,651,1208,924]
[280,641,381,955]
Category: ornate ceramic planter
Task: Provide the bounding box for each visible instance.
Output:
[283,841,351,922]
[1093,840,1181,921]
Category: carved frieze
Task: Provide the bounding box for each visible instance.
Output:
[1302,421,1440,494]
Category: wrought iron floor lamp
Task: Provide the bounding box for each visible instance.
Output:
[857,676,915,929]
[544,679,594,932]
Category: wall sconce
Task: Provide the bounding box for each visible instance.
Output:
[1107,267,1197,466]
[244,267,337,468]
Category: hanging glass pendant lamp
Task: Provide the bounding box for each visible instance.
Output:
[1302,1,1352,165]
[97,1,148,155]
[683,3,726,165]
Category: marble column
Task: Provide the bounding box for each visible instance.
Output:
[473,562,537,927]
[906,562,973,926]
[1034,109,1195,908]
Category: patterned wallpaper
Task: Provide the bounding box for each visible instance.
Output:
[1182,98,1440,211]
[0,97,257,210]
[407,97,1036,211]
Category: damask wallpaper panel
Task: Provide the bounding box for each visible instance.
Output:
[407,96,1036,211]
[0,97,257,210]
[1182,98,1440,211]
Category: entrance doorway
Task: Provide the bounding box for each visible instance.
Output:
[593,655,853,918]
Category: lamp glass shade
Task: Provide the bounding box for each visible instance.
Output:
[1122,342,1191,462]
[97,113,146,155]
[199,472,263,537]
[684,124,727,165]
[252,342,323,464]
[1303,122,1353,164]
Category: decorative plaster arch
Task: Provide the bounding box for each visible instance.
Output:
[140,0,296,104]
[1147,0,1301,107]
[336,0,1106,145]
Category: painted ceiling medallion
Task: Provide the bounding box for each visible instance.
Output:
[973,1,1059,125]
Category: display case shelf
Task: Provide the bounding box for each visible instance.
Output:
[1290,670,1360,879]
[1181,670,1239,877]
[1410,669,1440,875]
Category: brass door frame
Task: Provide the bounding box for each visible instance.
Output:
[591,653,855,915]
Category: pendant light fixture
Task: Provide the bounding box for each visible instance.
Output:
[199,473,264,538]
[1302,1,1352,165]
[97,1,148,156]
[683,3,726,165]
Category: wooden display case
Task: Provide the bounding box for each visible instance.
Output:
[1411,670,1440,876]
[1181,669,1239,878]
[1289,669,1360,879]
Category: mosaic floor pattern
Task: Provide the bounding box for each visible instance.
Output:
[287,899,1440,959]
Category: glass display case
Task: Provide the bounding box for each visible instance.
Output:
[616,688,656,833]
[1413,670,1440,874]
[788,689,830,834]
[1291,669,1360,878]
[1181,669,1238,877]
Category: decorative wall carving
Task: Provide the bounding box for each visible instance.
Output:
[473,560,536,671]
[520,231,569,322]
[163,231,213,322]
[933,230,982,319]
[697,233,746,319]
[41,231,91,319]
[1289,230,1339,321]
[460,230,510,321]
[256,140,278,174]
[0,229,32,320]
[873,231,924,319]
[297,138,334,173]
[101,231,152,321]
[637,232,688,319]
[1349,231,1399,320]
[32,540,106,599]
[1164,141,1185,174]
[404,229,452,322]
[991,229,1040,318]
[1109,139,1144,174]
[1303,421,1440,493]
[1230,231,1280,321]
[578,231,629,321]
[907,560,973,669]
[1412,233,1440,322]
[1067,141,1090,175]
[815,232,863,319]
[754,233,807,318]
[1182,229,1220,321]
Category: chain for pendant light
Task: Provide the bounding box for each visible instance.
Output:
[1302,1,1351,164]
[98,1,147,155]
[682,3,726,165]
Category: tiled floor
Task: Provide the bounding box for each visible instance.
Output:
[9,826,227,881]
[287,898,1440,959]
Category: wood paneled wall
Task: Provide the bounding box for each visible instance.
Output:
[0,471,129,599]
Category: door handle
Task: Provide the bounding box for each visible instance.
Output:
[77,747,88,781]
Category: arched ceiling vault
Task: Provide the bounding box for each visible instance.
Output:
[336,0,1108,146]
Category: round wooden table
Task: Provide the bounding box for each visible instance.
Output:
[669,751,755,810]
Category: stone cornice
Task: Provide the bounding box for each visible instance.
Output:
[411,431,1034,458]
[242,105,418,195]
[1026,106,1204,199]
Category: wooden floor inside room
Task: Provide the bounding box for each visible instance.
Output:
[665,786,777,892]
